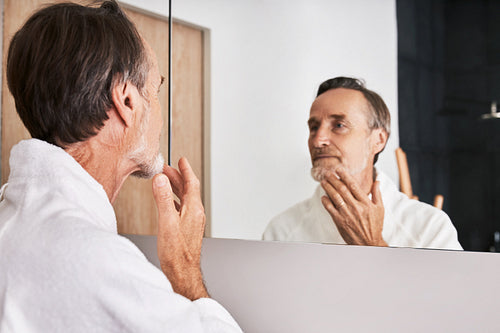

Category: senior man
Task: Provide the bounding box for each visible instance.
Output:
[263,77,462,250]
[0,1,241,332]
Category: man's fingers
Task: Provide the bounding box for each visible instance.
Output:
[321,180,350,213]
[321,195,343,220]
[335,168,369,203]
[152,174,178,222]
[178,157,202,204]
[321,195,352,235]
[163,164,184,198]
[178,157,200,187]
[322,174,356,209]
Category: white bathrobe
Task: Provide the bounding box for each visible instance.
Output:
[0,139,241,333]
[263,171,462,250]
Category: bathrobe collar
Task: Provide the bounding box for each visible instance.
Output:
[7,139,117,232]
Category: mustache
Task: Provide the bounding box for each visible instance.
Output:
[311,147,339,159]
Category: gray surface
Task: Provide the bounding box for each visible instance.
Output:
[124,235,500,333]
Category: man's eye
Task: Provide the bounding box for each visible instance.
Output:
[333,122,347,131]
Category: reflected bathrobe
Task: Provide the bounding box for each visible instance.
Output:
[0,139,241,333]
[263,171,462,250]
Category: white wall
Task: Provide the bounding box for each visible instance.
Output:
[121,0,399,240]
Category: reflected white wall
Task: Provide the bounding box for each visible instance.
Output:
[121,0,399,240]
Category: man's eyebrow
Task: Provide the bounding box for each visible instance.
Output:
[308,114,346,125]
[328,114,346,120]
[308,118,318,125]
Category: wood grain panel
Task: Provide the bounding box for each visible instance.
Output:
[1,2,206,235]
[172,23,204,195]
[1,0,46,185]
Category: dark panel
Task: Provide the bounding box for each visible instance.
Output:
[397,0,418,60]
[481,120,500,153]
[445,0,486,70]
[405,149,421,197]
[417,151,437,205]
[435,153,450,212]
[398,0,499,251]
[493,152,500,232]
[434,72,449,151]
[398,61,419,148]
[432,0,446,66]
[417,67,436,149]
[487,67,500,102]
[445,70,489,107]
[491,121,500,153]
[486,0,500,65]
[416,0,434,66]
[449,152,491,251]
[448,115,488,151]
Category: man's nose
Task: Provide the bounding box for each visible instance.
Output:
[312,126,330,147]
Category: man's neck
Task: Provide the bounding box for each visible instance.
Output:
[354,165,376,195]
[65,139,137,203]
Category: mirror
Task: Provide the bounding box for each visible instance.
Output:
[170,0,498,252]
[171,0,400,242]
[3,0,493,251]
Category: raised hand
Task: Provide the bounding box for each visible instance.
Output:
[321,168,387,247]
[152,157,209,300]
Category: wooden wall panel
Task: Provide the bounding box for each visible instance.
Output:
[171,23,204,195]
[1,0,45,185]
[1,1,205,235]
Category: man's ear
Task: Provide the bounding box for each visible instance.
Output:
[111,81,141,128]
[372,128,388,155]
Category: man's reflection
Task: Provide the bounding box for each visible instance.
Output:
[263,77,462,250]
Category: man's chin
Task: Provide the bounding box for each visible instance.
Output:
[311,167,329,182]
[311,163,346,182]
[132,153,165,179]
[311,160,341,181]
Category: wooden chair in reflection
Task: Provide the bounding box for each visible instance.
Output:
[395,148,444,210]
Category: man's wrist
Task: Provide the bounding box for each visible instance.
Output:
[173,277,209,301]
[163,264,210,301]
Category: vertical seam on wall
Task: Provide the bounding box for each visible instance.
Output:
[203,28,212,237]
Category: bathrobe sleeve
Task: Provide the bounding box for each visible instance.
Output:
[36,220,242,333]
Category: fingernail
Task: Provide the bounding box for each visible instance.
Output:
[155,174,168,187]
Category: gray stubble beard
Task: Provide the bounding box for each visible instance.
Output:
[132,151,165,179]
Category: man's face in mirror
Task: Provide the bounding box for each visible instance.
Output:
[307,88,377,182]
